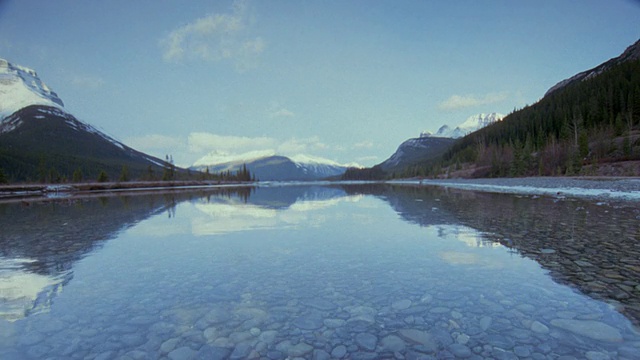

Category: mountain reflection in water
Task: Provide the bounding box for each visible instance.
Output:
[354,184,640,327]
[0,188,252,321]
[1,183,640,360]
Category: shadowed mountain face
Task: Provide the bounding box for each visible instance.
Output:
[347,184,640,326]
[191,155,351,181]
[378,137,455,173]
[0,105,173,182]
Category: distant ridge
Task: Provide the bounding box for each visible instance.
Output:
[191,152,357,181]
[545,39,640,96]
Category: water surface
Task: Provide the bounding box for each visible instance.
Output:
[1,184,639,359]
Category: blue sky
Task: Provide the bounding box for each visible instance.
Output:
[1,0,639,167]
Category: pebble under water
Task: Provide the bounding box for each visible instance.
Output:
[1,184,639,360]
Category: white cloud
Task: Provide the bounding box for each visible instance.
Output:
[438,92,508,110]
[188,132,276,153]
[125,131,346,168]
[353,141,374,149]
[269,108,295,119]
[277,137,327,155]
[160,0,265,71]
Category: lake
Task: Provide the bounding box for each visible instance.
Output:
[1,184,639,360]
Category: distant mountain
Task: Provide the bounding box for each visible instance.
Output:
[0,58,173,182]
[421,113,505,139]
[378,136,455,173]
[545,39,640,96]
[374,113,503,174]
[191,152,357,181]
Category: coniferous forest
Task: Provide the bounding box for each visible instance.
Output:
[400,58,640,178]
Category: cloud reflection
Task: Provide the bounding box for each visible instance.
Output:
[0,257,70,322]
[191,194,363,236]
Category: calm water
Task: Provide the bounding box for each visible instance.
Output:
[1,184,639,360]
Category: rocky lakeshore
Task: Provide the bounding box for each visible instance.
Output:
[401,177,640,201]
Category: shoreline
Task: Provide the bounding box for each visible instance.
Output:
[0,180,256,203]
[2,176,640,204]
[391,176,640,201]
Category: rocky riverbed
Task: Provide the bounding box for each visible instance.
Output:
[2,183,640,360]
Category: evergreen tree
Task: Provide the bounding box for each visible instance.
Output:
[0,167,7,184]
[97,170,109,182]
[119,165,130,182]
[72,168,83,182]
[48,167,61,183]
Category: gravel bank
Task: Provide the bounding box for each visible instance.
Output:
[393,177,640,201]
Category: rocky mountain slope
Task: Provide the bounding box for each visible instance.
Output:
[376,113,503,173]
[545,39,640,96]
[0,58,173,182]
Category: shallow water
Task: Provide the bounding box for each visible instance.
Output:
[1,184,639,359]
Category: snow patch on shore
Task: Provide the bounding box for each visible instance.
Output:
[390,179,640,201]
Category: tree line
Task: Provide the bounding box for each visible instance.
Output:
[0,156,255,184]
[403,58,640,178]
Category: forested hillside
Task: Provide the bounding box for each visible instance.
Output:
[429,56,640,178]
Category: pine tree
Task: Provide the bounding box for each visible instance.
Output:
[72,168,83,182]
[0,167,7,184]
[119,165,130,182]
[97,170,109,182]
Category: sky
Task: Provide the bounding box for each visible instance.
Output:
[1,0,639,167]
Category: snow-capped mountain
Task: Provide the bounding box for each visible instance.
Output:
[0,58,172,182]
[191,151,359,181]
[0,58,64,120]
[421,113,505,139]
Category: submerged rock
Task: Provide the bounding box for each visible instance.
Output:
[398,329,437,351]
[292,311,324,330]
[550,319,623,342]
[355,332,378,351]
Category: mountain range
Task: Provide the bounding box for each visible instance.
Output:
[375,113,504,173]
[2,37,638,183]
[0,58,176,182]
[190,152,356,181]
[420,113,505,139]
[0,57,362,182]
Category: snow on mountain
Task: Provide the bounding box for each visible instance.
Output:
[194,151,359,170]
[192,149,276,167]
[0,58,64,121]
[191,151,360,180]
[421,113,504,139]
[290,154,362,169]
[0,58,140,153]
[290,154,359,178]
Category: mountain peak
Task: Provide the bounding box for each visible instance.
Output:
[422,112,504,139]
[0,58,64,121]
